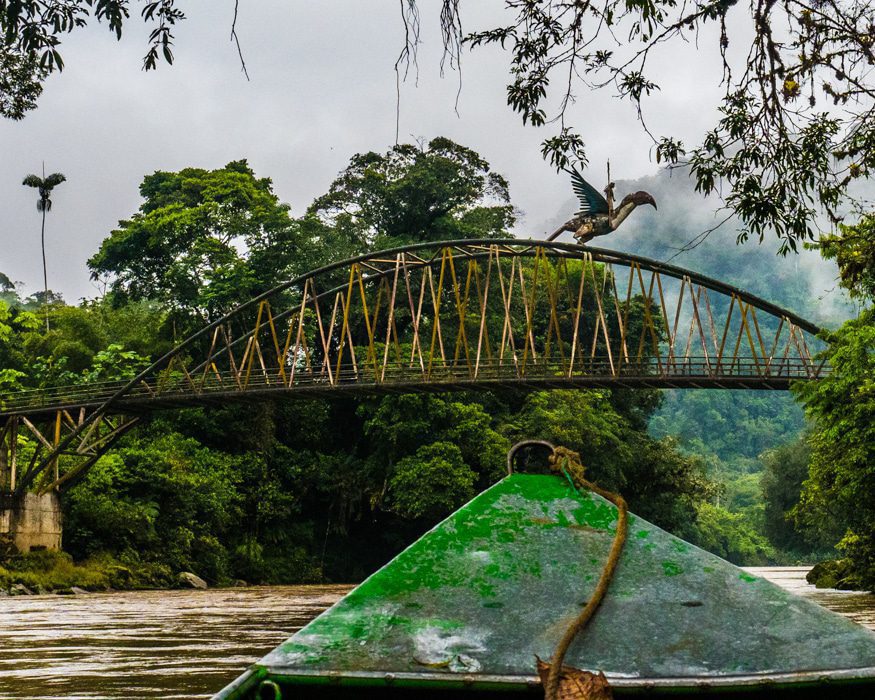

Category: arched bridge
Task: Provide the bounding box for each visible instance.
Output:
[1,240,826,496]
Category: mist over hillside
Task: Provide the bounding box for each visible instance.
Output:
[528,168,844,510]
[529,167,855,328]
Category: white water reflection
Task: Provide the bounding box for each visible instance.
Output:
[746,566,875,630]
[0,570,873,698]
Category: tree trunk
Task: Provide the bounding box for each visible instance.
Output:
[40,207,49,332]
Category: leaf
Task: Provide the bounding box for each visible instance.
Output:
[536,657,614,700]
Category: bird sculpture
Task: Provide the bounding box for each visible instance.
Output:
[547,166,657,244]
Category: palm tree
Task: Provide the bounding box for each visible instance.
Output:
[22,166,65,330]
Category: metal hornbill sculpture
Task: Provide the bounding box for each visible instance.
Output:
[547,166,657,244]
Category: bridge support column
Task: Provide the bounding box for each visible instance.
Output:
[0,492,62,553]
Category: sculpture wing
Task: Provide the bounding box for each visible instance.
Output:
[568,168,609,216]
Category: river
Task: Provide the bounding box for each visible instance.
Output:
[0,569,873,699]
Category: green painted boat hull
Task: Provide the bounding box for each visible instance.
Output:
[215,474,875,698]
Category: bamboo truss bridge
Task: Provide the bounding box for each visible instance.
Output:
[1,240,826,497]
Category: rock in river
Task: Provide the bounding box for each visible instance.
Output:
[178,572,208,589]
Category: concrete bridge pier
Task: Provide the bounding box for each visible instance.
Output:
[1,436,62,552]
[0,492,63,552]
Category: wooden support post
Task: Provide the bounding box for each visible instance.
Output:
[0,422,8,492]
[53,411,62,489]
[10,418,16,493]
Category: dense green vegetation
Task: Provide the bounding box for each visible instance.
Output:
[792,215,875,589]
[1,142,871,589]
[0,549,176,593]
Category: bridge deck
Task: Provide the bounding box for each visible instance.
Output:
[1,357,819,421]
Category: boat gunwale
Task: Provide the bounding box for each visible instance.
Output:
[244,664,875,690]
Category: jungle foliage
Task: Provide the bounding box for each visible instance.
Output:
[308,137,514,251]
[783,211,875,589]
[0,43,44,120]
[794,307,875,588]
[88,160,311,321]
[1,142,757,584]
[2,142,870,585]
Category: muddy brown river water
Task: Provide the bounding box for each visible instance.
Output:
[0,568,873,699]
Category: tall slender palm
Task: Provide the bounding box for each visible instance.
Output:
[22,167,65,330]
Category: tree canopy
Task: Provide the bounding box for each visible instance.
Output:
[430,1,875,250]
[22,169,67,329]
[790,209,875,588]
[308,137,514,252]
[87,160,305,320]
[0,44,45,119]
[818,215,875,302]
[793,308,875,587]
[0,272,14,293]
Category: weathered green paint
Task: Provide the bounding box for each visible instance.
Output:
[215,474,875,698]
[661,561,683,577]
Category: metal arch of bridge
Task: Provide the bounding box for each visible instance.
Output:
[1,239,826,496]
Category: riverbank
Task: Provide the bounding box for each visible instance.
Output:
[0,549,240,596]
[744,566,875,629]
[6,547,871,598]
[805,558,875,592]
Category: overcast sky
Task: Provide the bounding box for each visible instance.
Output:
[0,1,820,305]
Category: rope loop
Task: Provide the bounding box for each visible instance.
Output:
[506,439,557,475]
